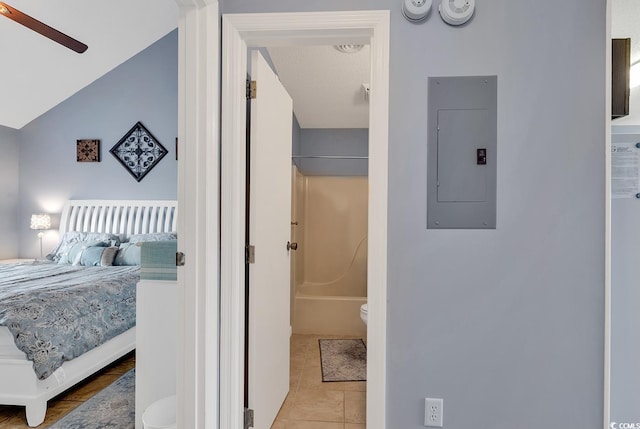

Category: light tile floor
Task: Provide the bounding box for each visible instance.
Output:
[0,351,135,428]
[271,334,367,429]
[0,336,365,429]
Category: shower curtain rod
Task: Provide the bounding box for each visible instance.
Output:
[291,155,368,160]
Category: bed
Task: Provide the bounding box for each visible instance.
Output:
[0,199,177,427]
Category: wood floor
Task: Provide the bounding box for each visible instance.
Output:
[271,334,366,429]
[0,351,135,428]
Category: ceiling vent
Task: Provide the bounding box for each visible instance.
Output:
[334,44,364,54]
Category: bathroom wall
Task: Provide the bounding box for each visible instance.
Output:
[300,175,368,297]
[295,128,368,176]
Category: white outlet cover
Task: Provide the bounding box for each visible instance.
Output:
[424,398,443,427]
[402,0,433,22]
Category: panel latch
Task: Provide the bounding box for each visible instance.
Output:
[246,245,255,264]
[476,148,487,165]
[176,252,185,267]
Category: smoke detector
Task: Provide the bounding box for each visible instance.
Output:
[439,0,475,26]
[402,0,432,22]
[334,44,364,54]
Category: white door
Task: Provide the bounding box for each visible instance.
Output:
[248,50,293,429]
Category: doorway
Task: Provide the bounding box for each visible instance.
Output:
[220,11,390,429]
[247,44,371,427]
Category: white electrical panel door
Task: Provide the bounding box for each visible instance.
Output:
[437,108,489,202]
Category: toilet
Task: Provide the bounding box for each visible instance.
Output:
[360,303,368,325]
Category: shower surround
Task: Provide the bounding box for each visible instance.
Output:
[291,171,368,337]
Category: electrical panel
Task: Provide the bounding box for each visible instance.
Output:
[427,75,497,229]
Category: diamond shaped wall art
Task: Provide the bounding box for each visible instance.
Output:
[110,122,167,182]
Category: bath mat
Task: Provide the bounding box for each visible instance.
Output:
[319,339,367,382]
[48,369,135,429]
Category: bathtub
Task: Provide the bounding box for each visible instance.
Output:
[293,288,367,337]
[292,252,367,337]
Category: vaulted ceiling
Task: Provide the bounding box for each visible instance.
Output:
[1,2,369,131]
[0,0,178,129]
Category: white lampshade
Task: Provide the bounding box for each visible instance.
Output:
[30,214,51,230]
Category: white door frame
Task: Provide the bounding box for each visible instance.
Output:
[221,11,390,429]
[174,1,220,428]
[604,1,611,428]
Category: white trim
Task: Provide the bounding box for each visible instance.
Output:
[221,11,389,429]
[220,16,247,429]
[174,1,219,429]
[604,1,611,427]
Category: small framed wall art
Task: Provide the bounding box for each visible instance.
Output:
[76,139,101,162]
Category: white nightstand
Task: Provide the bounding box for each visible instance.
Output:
[0,259,35,264]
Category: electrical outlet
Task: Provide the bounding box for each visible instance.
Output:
[424,398,443,427]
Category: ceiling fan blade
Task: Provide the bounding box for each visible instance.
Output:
[0,2,87,53]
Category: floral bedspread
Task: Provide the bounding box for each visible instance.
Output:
[0,262,139,380]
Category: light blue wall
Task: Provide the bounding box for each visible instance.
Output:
[292,114,301,157]
[610,125,640,423]
[18,30,178,258]
[295,128,368,176]
[222,1,606,428]
[0,125,20,259]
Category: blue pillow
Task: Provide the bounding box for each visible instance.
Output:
[58,240,109,265]
[79,246,119,267]
[113,243,141,266]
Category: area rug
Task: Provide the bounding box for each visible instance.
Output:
[319,339,367,382]
[48,369,135,429]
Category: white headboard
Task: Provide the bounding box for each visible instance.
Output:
[59,200,178,238]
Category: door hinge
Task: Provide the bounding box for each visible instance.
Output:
[244,408,254,429]
[176,252,185,266]
[245,245,255,264]
[246,80,257,99]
